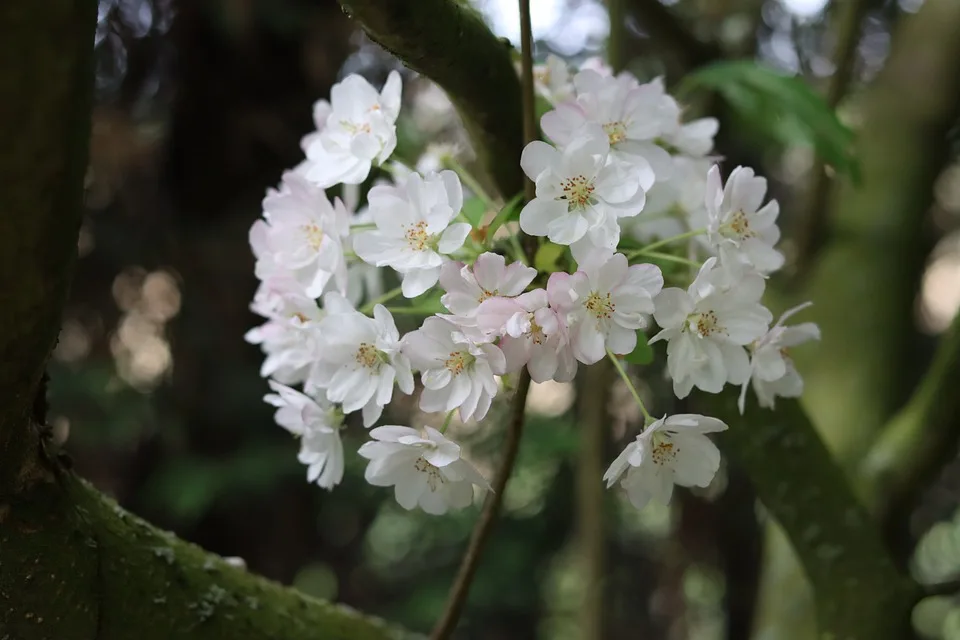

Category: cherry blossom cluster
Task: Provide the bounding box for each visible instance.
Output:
[245,54,820,516]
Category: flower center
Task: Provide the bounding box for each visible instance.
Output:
[721,210,756,241]
[477,288,498,303]
[302,223,324,250]
[602,121,627,146]
[529,317,545,345]
[414,456,446,491]
[585,291,615,320]
[650,431,678,466]
[355,342,381,369]
[444,350,474,375]
[403,220,433,252]
[560,175,595,211]
[687,310,722,337]
[341,120,372,136]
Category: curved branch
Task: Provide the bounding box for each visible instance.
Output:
[860,310,960,519]
[338,0,523,199]
[701,393,919,638]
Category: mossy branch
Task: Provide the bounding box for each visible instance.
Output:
[2,473,415,640]
[338,0,524,200]
[701,393,919,638]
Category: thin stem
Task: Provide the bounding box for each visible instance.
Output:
[359,287,403,314]
[382,306,434,316]
[629,227,706,256]
[631,250,701,268]
[508,230,529,266]
[430,370,532,640]
[445,157,498,208]
[606,349,653,422]
[440,409,456,434]
[349,222,377,231]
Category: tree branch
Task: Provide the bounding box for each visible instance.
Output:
[429,370,532,640]
[338,0,523,199]
[2,473,416,640]
[701,393,920,638]
[860,310,960,519]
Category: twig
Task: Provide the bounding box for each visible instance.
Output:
[576,361,612,640]
[794,0,869,270]
[429,370,532,639]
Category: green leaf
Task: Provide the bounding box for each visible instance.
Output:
[534,241,565,273]
[461,197,487,228]
[683,60,860,183]
[487,192,524,238]
[624,331,654,365]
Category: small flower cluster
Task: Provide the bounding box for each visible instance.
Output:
[247,56,819,515]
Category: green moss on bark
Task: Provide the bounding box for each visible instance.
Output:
[1,474,417,640]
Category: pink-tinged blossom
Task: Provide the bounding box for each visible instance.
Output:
[603,414,727,510]
[650,258,773,398]
[738,302,820,413]
[476,289,577,383]
[358,426,489,515]
[265,381,345,489]
[310,293,414,427]
[705,165,784,280]
[402,317,505,422]
[549,254,663,365]
[353,171,471,298]
[439,252,537,320]
[301,71,402,188]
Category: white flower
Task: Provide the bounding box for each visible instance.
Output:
[358,425,489,514]
[353,171,471,298]
[738,303,821,413]
[264,381,345,489]
[662,117,718,158]
[519,128,645,267]
[628,157,712,243]
[310,293,414,427]
[603,414,727,510]
[402,316,506,422]
[541,71,680,182]
[533,54,574,105]
[651,258,773,398]
[476,289,577,382]
[705,165,784,279]
[301,71,402,188]
[439,252,537,321]
[258,172,350,298]
[549,253,663,365]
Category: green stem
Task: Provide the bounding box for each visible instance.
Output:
[630,250,701,267]
[606,349,653,422]
[360,287,404,314]
[440,409,456,434]
[628,227,706,256]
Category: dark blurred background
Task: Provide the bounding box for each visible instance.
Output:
[51,1,960,638]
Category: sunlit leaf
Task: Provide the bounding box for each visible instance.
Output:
[461,197,487,228]
[487,192,524,238]
[534,241,565,273]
